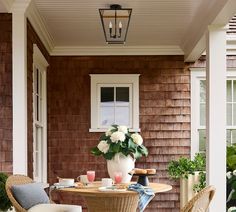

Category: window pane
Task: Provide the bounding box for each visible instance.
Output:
[100,107,115,126]
[227,129,231,146]
[35,152,39,177]
[227,103,232,126]
[116,87,129,102]
[227,80,232,102]
[199,129,206,152]
[101,87,114,103]
[36,69,39,94]
[234,80,236,102]
[200,80,206,102]
[234,103,236,126]
[36,96,39,121]
[200,103,206,126]
[115,107,129,126]
[232,130,236,144]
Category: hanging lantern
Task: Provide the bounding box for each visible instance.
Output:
[99,4,132,44]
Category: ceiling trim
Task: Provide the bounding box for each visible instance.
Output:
[1,0,14,12]
[26,1,54,53]
[51,45,184,56]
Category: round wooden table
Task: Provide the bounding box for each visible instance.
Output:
[59,182,172,212]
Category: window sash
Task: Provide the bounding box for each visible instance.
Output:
[97,84,132,128]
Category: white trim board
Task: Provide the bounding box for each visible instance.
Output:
[51,45,184,56]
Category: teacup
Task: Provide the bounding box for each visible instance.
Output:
[77,175,88,185]
[101,178,113,187]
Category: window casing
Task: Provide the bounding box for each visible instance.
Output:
[33,44,48,183]
[90,74,140,132]
[191,68,236,157]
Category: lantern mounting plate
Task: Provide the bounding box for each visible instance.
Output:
[110,4,122,10]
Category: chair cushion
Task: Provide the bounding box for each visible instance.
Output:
[11,183,50,209]
[28,203,82,212]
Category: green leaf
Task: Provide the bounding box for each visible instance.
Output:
[100,134,108,141]
[104,152,115,160]
[110,143,120,153]
[91,147,102,156]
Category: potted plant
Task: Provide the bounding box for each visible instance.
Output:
[167,153,206,209]
[91,125,148,183]
[0,173,12,211]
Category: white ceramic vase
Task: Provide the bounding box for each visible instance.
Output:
[107,153,135,183]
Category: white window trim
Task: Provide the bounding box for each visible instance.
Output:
[90,74,140,132]
[33,44,48,183]
[190,67,236,158]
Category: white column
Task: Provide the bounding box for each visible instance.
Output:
[206,25,226,212]
[12,1,31,175]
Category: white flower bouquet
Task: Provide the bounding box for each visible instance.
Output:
[91,125,148,160]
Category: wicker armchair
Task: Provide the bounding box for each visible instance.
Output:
[180,185,216,212]
[5,175,32,212]
[5,175,81,212]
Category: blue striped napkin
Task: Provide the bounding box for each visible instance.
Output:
[128,183,155,212]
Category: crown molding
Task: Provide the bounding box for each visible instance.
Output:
[51,45,184,56]
[26,1,54,53]
[1,0,14,12]
[11,0,31,12]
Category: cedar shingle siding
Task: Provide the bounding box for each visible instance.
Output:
[0,13,12,174]
[48,56,191,211]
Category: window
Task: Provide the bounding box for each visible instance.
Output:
[90,74,140,132]
[191,68,236,157]
[33,44,48,183]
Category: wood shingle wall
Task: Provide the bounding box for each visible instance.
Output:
[0,13,12,174]
[48,56,191,211]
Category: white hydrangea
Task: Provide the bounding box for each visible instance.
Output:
[118,126,128,134]
[233,170,236,176]
[97,140,110,154]
[105,126,115,136]
[228,207,236,212]
[227,171,232,179]
[110,131,126,143]
[131,133,143,146]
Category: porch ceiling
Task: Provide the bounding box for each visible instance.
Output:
[2,0,235,59]
[34,0,203,47]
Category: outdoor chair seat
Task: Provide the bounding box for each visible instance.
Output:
[180,185,215,212]
[5,175,82,212]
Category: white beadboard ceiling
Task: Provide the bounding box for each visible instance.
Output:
[34,0,205,46]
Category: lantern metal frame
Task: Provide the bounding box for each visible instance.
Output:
[99,4,132,44]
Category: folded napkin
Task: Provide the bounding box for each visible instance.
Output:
[49,184,74,201]
[128,183,155,212]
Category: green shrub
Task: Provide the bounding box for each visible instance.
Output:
[0,173,12,211]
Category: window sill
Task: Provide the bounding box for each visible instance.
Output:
[89,128,141,133]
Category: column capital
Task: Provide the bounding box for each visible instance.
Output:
[11,0,31,13]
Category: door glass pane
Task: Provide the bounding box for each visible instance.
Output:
[115,107,129,126]
[199,129,206,152]
[227,80,232,102]
[100,107,115,126]
[200,80,206,102]
[200,103,206,126]
[227,103,232,126]
[101,87,114,104]
[116,87,129,103]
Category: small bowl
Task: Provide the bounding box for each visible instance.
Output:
[59,178,75,186]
